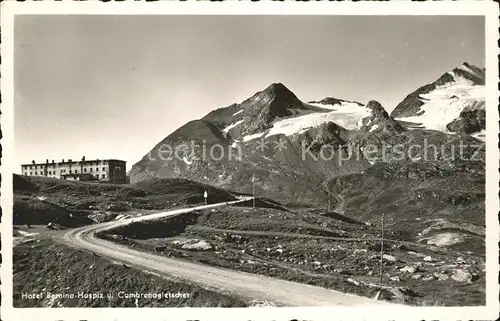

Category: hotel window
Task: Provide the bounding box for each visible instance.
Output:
[75,170,78,174]
[90,168,93,172]
[102,167,105,171]
[102,174,105,179]
[29,172,32,175]
[35,172,38,175]
[84,168,87,172]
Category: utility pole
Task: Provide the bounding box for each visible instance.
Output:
[252,174,255,209]
[379,212,385,285]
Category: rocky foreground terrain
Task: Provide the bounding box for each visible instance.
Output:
[13,172,485,306]
[12,175,256,307]
[99,202,485,306]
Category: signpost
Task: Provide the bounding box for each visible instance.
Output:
[204,191,208,205]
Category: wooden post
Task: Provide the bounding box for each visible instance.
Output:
[252,174,255,209]
[379,213,385,285]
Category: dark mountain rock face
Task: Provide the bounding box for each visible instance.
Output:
[203,83,327,140]
[359,100,405,134]
[446,101,486,134]
[128,120,233,184]
[309,122,349,147]
[453,62,485,85]
[390,78,449,119]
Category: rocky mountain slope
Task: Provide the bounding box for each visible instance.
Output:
[129,83,374,203]
[391,62,486,139]
[129,63,486,219]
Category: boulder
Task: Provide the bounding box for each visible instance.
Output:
[422,275,435,281]
[426,232,466,247]
[423,255,433,262]
[383,254,397,262]
[451,269,473,283]
[389,276,401,282]
[434,272,450,281]
[181,240,212,251]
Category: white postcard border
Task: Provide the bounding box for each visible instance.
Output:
[1,1,499,321]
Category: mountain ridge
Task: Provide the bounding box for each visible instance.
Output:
[129,63,486,210]
[390,62,485,118]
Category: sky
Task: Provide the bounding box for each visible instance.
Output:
[14,15,485,171]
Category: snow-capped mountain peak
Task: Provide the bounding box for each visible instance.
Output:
[390,63,485,139]
[454,62,485,85]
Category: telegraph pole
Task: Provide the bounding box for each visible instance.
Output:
[379,213,385,285]
[252,174,255,209]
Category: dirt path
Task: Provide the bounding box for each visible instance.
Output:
[55,200,397,307]
[187,225,451,252]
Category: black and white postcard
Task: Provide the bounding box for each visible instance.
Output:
[1,2,499,321]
